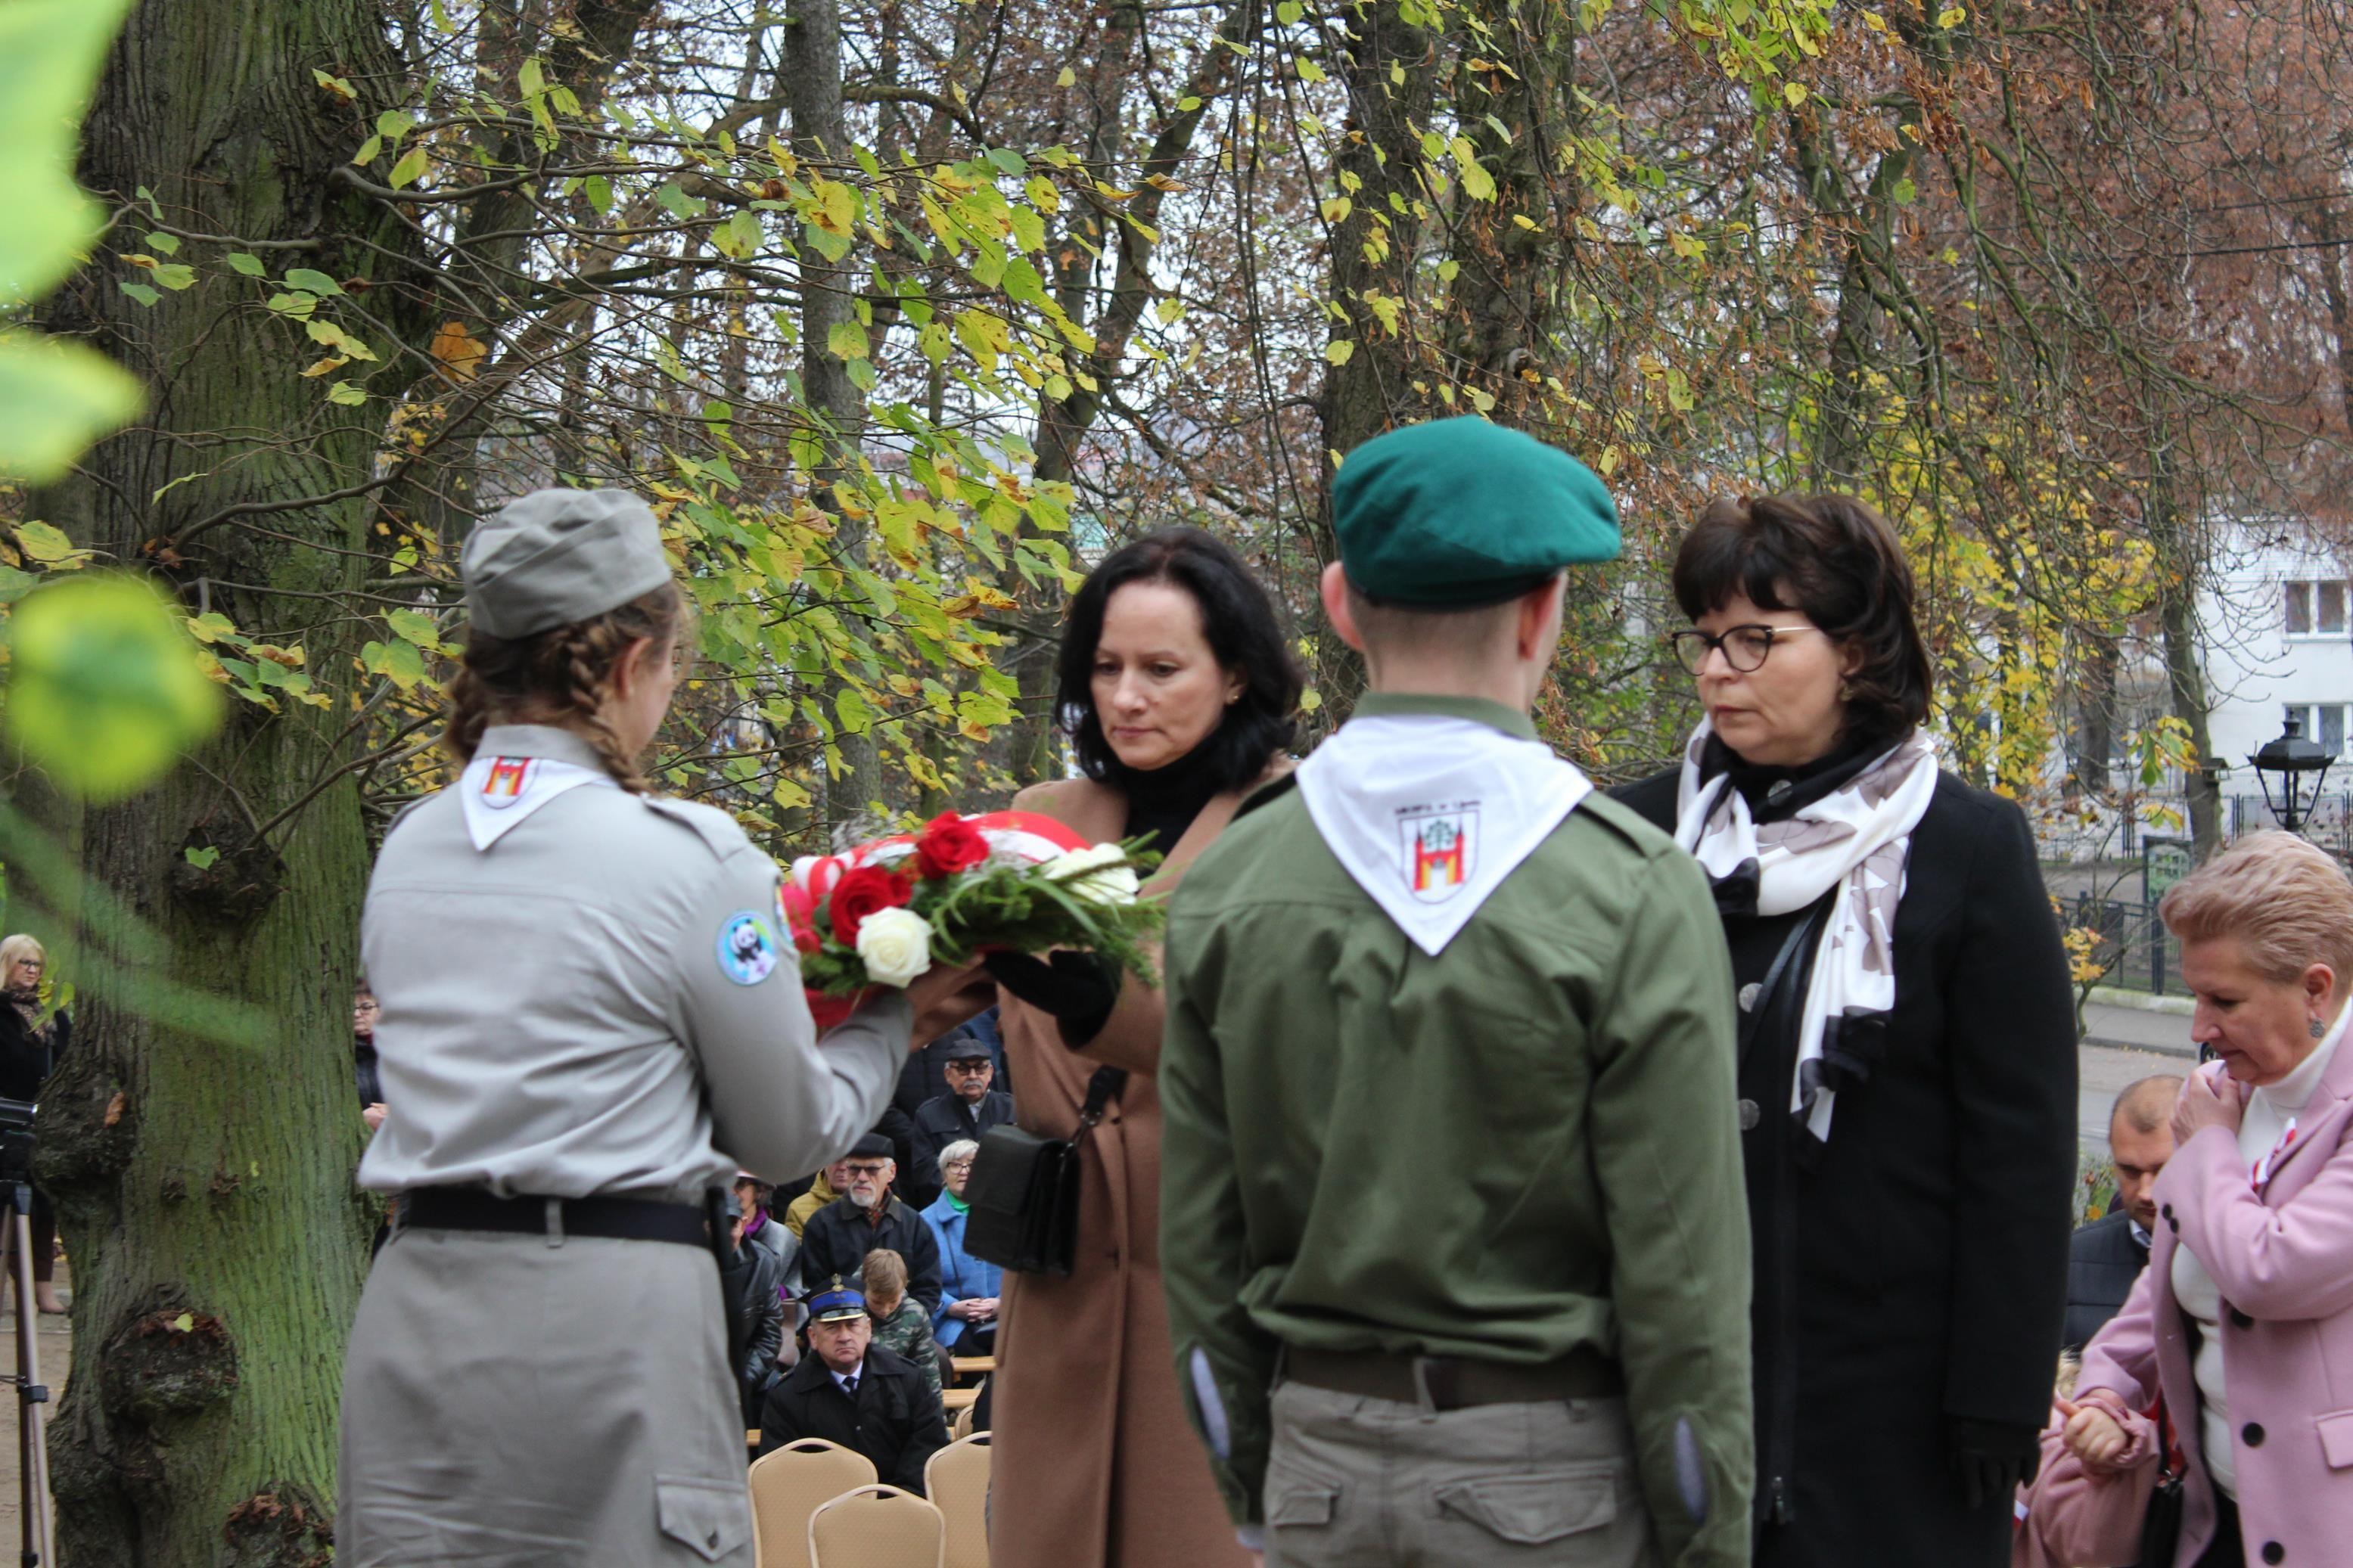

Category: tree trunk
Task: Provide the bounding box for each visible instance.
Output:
[2148,461,2221,855]
[1319,0,1440,726]
[787,0,885,829]
[2069,634,2121,800]
[26,1,425,1560]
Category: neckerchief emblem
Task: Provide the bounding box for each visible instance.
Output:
[1400,806,1478,902]
[479,756,535,808]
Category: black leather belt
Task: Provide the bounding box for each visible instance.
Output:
[398,1187,710,1248]
[1285,1346,1624,1410]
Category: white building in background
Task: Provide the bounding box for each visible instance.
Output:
[2200,520,2353,840]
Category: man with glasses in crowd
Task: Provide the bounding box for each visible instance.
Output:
[798,1132,943,1313]
[906,1044,1015,1209]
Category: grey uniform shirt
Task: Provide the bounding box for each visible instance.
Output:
[357,724,908,1204]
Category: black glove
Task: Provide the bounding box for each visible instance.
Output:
[984,950,1121,1045]
[1947,1416,2041,1509]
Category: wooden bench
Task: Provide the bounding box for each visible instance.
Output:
[950,1356,996,1377]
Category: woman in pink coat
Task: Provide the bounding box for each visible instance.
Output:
[2065,831,2353,1567]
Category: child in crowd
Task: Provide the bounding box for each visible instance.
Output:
[862,1247,946,1398]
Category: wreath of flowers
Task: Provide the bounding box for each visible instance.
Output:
[782,811,1164,1026]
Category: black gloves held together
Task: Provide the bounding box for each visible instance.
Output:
[1947,1416,2042,1509]
[984,951,1121,1047]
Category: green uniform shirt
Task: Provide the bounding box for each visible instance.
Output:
[1159,694,1755,1566]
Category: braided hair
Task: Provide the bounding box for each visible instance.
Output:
[442,584,682,793]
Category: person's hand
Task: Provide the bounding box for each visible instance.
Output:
[906,959,994,1045]
[2056,1396,2131,1472]
[1947,1416,2040,1506]
[2173,1063,2246,1145]
[362,1102,388,1132]
[948,1299,981,1321]
[985,950,1120,1044]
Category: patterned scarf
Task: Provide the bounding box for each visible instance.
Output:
[1674,722,1938,1143]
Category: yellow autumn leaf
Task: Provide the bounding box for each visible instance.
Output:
[430,320,488,380]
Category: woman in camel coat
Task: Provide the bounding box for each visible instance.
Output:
[984,526,1301,1568]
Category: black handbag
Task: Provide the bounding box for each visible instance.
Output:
[2139,1396,2185,1568]
[963,1066,1124,1277]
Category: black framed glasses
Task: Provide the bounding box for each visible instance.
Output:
[1669,623,1824,675]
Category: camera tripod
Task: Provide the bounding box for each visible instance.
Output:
[0,1181,52,1567]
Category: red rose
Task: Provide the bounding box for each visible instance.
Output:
[828,865,914,945]
[914,812,990,880]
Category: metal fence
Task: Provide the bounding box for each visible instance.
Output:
[2065,894,2184,995]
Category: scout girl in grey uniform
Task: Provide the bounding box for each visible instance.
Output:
[338,489,974,1566]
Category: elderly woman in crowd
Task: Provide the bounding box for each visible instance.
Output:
[1616,492,2078,1565]
[922,1138,999,1354]
[0,934,67,1314]
[2068,831,2353,1568]
[980,525,1300,1568]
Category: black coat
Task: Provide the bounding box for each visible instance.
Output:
[0,1004,66,1104]
[797,1196,942,1315]
[877,1014,1007,1203]
[904,1090,1015,1209]
[2061,1209,2149,1356]
[757,1343,947,1493]
[1618,768,2078,1568]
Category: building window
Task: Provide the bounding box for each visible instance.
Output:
[2285,703,2348,756]
[2284,579,2348,636]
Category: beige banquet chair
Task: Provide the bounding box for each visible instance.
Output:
[923,1433,991,1568]
[748,1439,878,1568]
[807,1484,946,1568]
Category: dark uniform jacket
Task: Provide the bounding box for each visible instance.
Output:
[798,1196,942,1314]
[757,1343,947,1493]
[1619,765,2078,1568]
[2062,1210,2150,1355]
[906,1090,1015,1209]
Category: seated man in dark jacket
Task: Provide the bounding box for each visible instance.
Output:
[905,1045,1015,1210]
[758,1278,948,1494]
[798,1133,943,1314]
[877,1012,1006,1204]
[727,1188,789,1424]
[2062,1073,2181,1353]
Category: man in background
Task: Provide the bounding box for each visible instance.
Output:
[2062,1074,2182,1353]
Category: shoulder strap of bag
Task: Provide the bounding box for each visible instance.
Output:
[1073,1065,1127,1137]
[1739,893,1834,1072]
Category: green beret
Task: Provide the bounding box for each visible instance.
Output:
[1332,418,1620,607]
[462,488,673,639]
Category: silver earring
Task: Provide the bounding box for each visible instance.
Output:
[2311,1017,2327,1039]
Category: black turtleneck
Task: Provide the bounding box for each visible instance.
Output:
[1704,727,1898,826]
[1118,738,1227,855]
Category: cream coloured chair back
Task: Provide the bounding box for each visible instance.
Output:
[807,1484,946,1568]
[924,1433,991,1568]
[748,1439,878,1568]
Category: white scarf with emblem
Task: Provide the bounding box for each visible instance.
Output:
[1296,711,1593,957]
[1674,721,1938,1142]
[457,751,620,850]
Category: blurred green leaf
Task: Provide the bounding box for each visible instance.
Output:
[0,0,135,305]
[283,268,342,297]
[4,573,224,800]
[0,335,143,482]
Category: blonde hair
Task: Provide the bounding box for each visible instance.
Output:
[0,936,45,986]
[2159,832,2353,987]
[863,1248,908,1306]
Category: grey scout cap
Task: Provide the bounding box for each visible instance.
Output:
[462,488,673,639]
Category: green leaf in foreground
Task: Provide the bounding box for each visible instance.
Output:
[0,0,135,304]
[5,572,223,800]
[0,334,144,482]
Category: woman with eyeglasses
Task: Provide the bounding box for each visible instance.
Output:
[1613,492,2078,1567]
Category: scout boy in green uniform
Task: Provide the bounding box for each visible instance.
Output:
[1160,417,1754,1567]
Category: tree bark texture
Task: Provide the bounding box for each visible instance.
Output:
[26,2,426,1560]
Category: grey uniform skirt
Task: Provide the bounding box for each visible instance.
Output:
[339,1225,753,1566]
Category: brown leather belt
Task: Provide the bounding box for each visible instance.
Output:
[1285,1346,1624,1411]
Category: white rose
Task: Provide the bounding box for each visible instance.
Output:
[855,906,934,987]
[1043,843,1142,905]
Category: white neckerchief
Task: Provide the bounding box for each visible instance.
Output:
[456,750,619,851]
[1674,722,1938,1142]
[2241,998,2349,1189]
[1296,708,1591,957]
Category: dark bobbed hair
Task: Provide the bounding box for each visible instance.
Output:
[1056,526,1304,791]
[1671,492,1932,741]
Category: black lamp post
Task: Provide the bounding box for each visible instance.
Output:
[2249,716,2336,833]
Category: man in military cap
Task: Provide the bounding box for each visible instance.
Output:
[1160,417,1755,1566]
[797,1132,943,1312]
[757,1278,949,1492]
